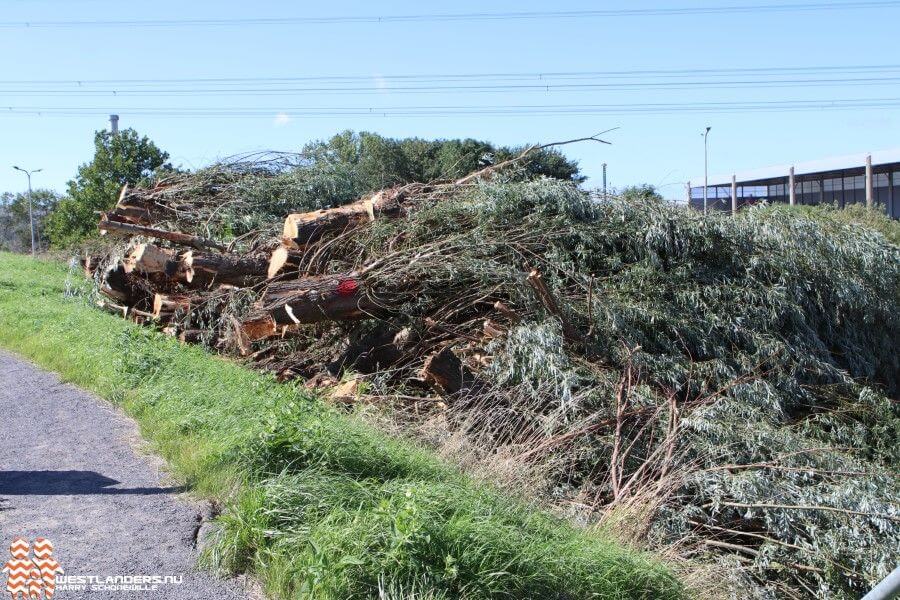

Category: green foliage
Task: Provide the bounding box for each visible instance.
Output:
[0,252,681,600]
[45,129,171,247]
[300,130,584,188]
[320,181,898,598]
[760,202,900,245]
[0,189,61,252]
[620,184,664,203]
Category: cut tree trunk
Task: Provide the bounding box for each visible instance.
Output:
[123,243,178,276]
[260,274,378,326]
[124,244,269,288]
[420,347,482,396]
[98,216,226,252]
[282,189,406,248]
[99,265,155,309]
[80,255,101,277]
[180,250,269,288]
[240,315,280,342]
[240,274,377,342]
[152,293,194,319]
[267,245,304,278]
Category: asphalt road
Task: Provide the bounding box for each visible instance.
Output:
[0,351,249,599]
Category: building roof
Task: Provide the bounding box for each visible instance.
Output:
[693,148,900,187]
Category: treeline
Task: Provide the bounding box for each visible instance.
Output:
[2,128,582,251]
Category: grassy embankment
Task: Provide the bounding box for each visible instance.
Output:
[0,251,682,600]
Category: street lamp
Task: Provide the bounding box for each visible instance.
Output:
[12,165,42,256]
[702,127,711,215]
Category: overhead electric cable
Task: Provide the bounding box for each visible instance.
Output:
[4,97,900,118]
[2,2,898,28]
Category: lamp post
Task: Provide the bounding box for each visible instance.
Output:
[702,127,711,215]
[12,165,42,256]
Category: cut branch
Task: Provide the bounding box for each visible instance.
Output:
[98,216,226,252]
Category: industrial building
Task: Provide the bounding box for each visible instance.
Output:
[689,149,900,218]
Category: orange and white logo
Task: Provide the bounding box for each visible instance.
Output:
[2,537,63,600]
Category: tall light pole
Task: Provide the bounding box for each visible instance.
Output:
[12,165,42,256]
[702,127,711,215]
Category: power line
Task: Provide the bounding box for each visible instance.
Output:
[4,64,900,85]
[4,97,899,118]
[4,75,900,97]
[2,2,898,28]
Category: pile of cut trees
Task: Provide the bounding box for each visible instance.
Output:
[86,176,500,397]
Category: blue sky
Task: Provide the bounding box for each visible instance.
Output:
[2,0,899,199]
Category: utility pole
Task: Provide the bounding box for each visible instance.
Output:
[789,166,796,206]
[731,175,737,215]
[602,163,607,199]
[702,127,711,214]
[110,114,119,134]
[12,165,42,256]
[865,154,874,209]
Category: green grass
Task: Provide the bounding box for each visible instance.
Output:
[0,251,682,600]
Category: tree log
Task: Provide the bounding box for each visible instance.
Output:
[260,274,378,326]
[110,204,153,225]
[80,255,101,278]
[240,274,376,342]
[282,189,404,248]
[123,243,178,276]
[98,216,226,252]
[123,244,269,288]
[267,245,304,279]
[181,250,269,288]
[152,293,193,318]
[99,265,154,309]
[420,347,481,396]
[240,315,279,342]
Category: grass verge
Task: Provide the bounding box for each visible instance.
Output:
[0,252,682,600]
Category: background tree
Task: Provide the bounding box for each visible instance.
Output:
[619,184,664,202]
[300,131,583,193]
[0,189,61,252]
[45,128,171,247]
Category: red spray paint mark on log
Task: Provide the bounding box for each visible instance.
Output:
[336,278,360,297]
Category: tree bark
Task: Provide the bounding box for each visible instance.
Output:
[267,244,304,279]
[421,347,481,396]
[282,188,406,248]
[240,274,377,342]
[123,243,178,276]
[124,244,269,288]
[180,250,269,288]
[98,216,226,252]
[152,293,194,319]
[99,265,155,310]
[526,269,583,345]
[259,274,378,326]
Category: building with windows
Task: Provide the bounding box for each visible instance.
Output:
[689,149,900,218]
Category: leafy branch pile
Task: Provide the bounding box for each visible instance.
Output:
[83,154,899,599]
